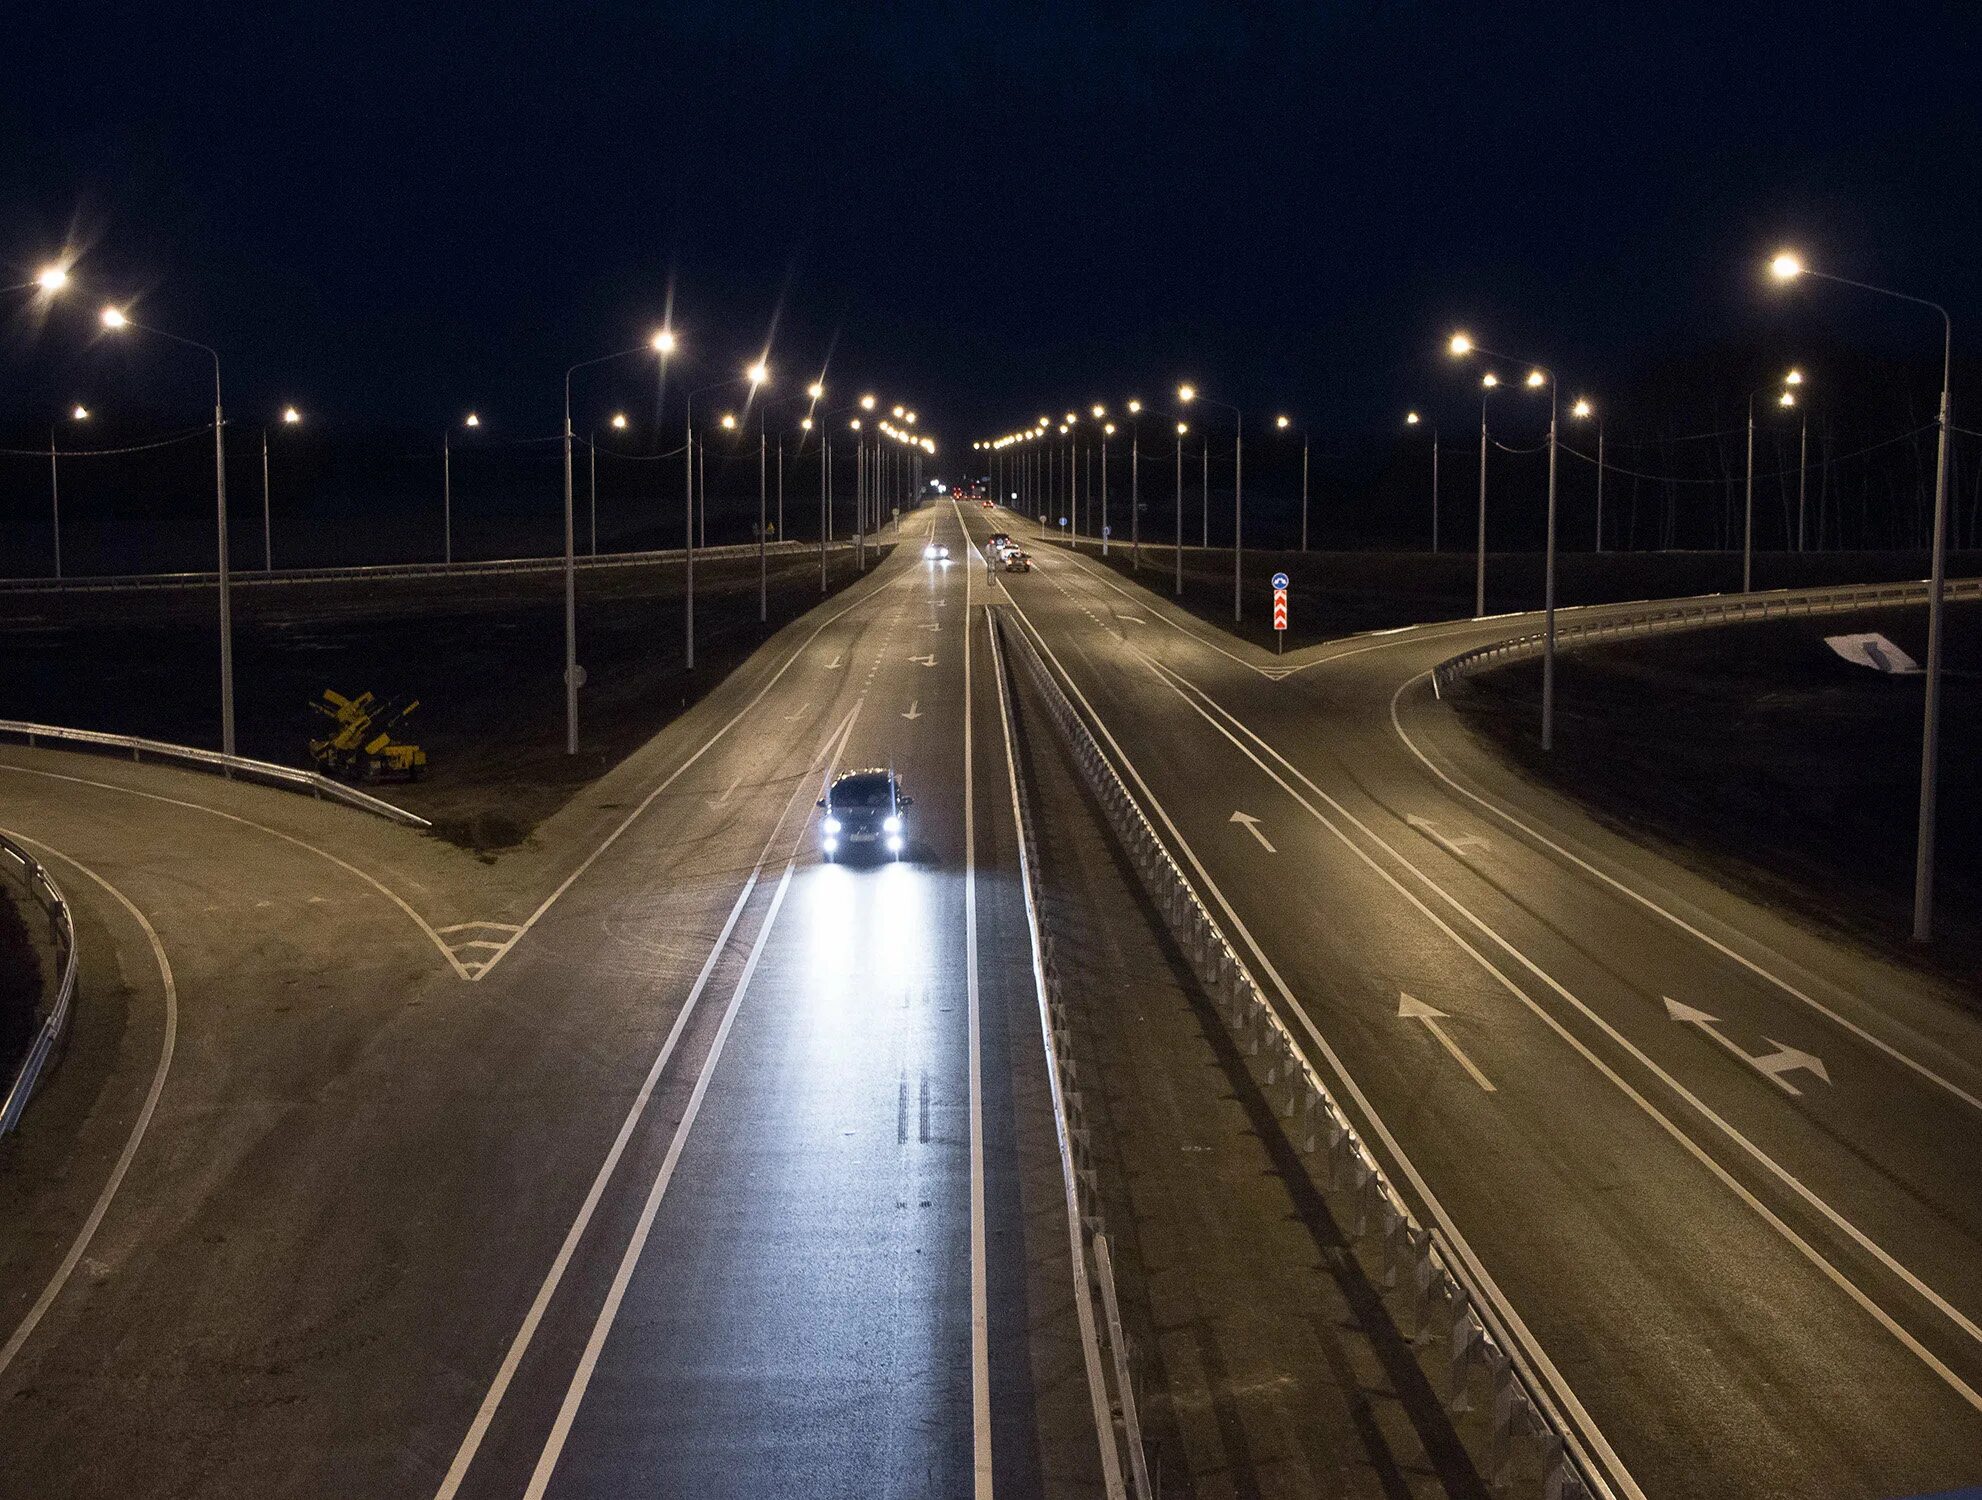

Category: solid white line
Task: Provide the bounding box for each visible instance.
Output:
[1386,672,1982,1116]
[0,764,472,978]
[473,563,916,979]
[522,857,799,1500]
[953,499,994,1499]
[432,707,858,1499]
[1134,648,1982,1410]
[990,602,1646,1497]
[0,834,176,1381]
[983,612,1129,1500]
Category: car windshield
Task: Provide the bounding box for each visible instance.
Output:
[833,774,893,809]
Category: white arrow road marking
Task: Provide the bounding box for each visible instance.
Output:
[1229,810,1276,853]
[825,654,843,670]
[1406,814,1489,857]
[708,772,743,808]
[902,700,922,720]
[1664,998,1833,1095]
[1118,614,1146,624]
[1398,993,1496,1092]
[782,702,810,721]
[910,653,938,667]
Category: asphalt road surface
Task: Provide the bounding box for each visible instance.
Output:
[0,505,1101,1498]
[967,502,1982,1500]
[4,494,1979,1499]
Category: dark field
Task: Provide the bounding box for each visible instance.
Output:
[1454,600,1982,981]
[1052,532,1982,652]
[0,545,891,851]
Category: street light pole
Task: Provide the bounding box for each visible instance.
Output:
[101,310,235,755]
[1174,422,1186,596]
[1771,253,1956,939]
[47,423,62,580]
[1743,371,1800,592]
[758,417,768,623]
[1475,376,1498,618]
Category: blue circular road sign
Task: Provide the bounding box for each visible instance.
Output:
[1270,571,1290,590]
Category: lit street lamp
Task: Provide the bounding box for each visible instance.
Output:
[1453,334,1563,749]
[1174,420,1188,596]
[100,304,238,755]
[1406,410,1439,552]
[1179,384,1244,622]
[262,405,302,570]
[1740,370,1801,592]
[1571,398,1604,552]
[1276,413,1309,551]
[564,330,675,751]
[48,403,89,579]
[1772,250,1954,940]
[444,412,478,564]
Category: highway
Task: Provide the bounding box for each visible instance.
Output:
[964,501,1982,1499]
[2,491,1978,1498]
[0,505,1103,1497]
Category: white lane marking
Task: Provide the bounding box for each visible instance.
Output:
[1405,813,1488,857]
[1398,993,1496,1093]
[473,570,916,979]
[707,772,744,808]
[1388,673,1982,1117]
[989,599,1646,1495]
[0,765,472,979]
[1228,810,1276,853]
[1663,999,1832,1095]
[782,702,811,721]
[1131,646,1982,1409]
[955,500,994,1499]
[910,653,938,667]
[0,834,176,1381]
[826,653,844,669]
[902,699,922,721]
[982,608,1129,1498]
[432,708,859,1499]
[521,859,801,1500]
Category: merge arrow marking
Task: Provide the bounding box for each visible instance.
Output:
[1398,993,1496,1092]
[1663,997,1831,1095]
[902,700,922,720]
[910,654,938,667]
[1229,810,1276,853]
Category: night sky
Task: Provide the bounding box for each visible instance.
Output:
[3,1,1978,451]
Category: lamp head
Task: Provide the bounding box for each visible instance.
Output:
[1769,252,1804,281]
[1572,398,1593,419]
[807,381,824,400]
[1177,384,1196,403]
[720,412,737,430]
[36,265,69,293]
[860,394,877,411]
[611,412,628,429]
[1525,369,1545,388]
[1406,411,1421,425]
[1103,422,1115,435]
[652,329,677,354]
[1448,333,1473,357]
[1482,372,1499,389]
[1785,368,1803,385]
[282,406,302,424]
[746,360,769,386]
[850,418,862,430]
[1176,421,1188,436]
[72,404,89,420]
[1779,390,1796,407]
[1275,414,1290,429]
[1126,399,1141,415]
[100,305,127,329]
[465,412,480,428]
[801,416,814,431]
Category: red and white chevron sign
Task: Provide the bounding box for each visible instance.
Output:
[1273,587,1288,631]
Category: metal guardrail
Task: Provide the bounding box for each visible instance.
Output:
[988,619,1150,1500]
[996,605,1618,1500]
[1433,577,1982,693]
[0,833,78,1137]
[0,537,867,595]
[0,720,430,828]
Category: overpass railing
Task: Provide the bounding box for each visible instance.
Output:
[0,834,78,1137]
[0,721,430,828]
[996,604,1623,1500]
[1433,576,1982,694]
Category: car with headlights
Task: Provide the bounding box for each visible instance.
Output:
[922,541,951,561]
[817,768,912,860]
[1002,551,1033,572]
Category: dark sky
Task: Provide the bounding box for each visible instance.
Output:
[3,0,1978,453]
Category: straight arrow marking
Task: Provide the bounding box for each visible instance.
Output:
[1229,810,1276,853]
[1663,997,1831,1095]
[1398,993,1496,1092]
[902,700,922,720]
[910,654,938,667]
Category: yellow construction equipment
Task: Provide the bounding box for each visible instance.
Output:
[308,690,427,782]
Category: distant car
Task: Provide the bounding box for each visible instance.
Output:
[818,768,913,860]
[980,499,994,509]
[922,542,951,561]
[1002,552,1033,573]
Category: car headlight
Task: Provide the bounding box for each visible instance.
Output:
[823,816,842,834]
[886,835,903,854]
[883,814,902,834]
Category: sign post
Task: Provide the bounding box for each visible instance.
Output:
[1271,571,1289,653]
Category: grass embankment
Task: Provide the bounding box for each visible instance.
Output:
[0,546,891,852]
[1454,601,1982,982]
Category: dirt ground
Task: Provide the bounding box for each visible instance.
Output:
[0,545,891,852]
